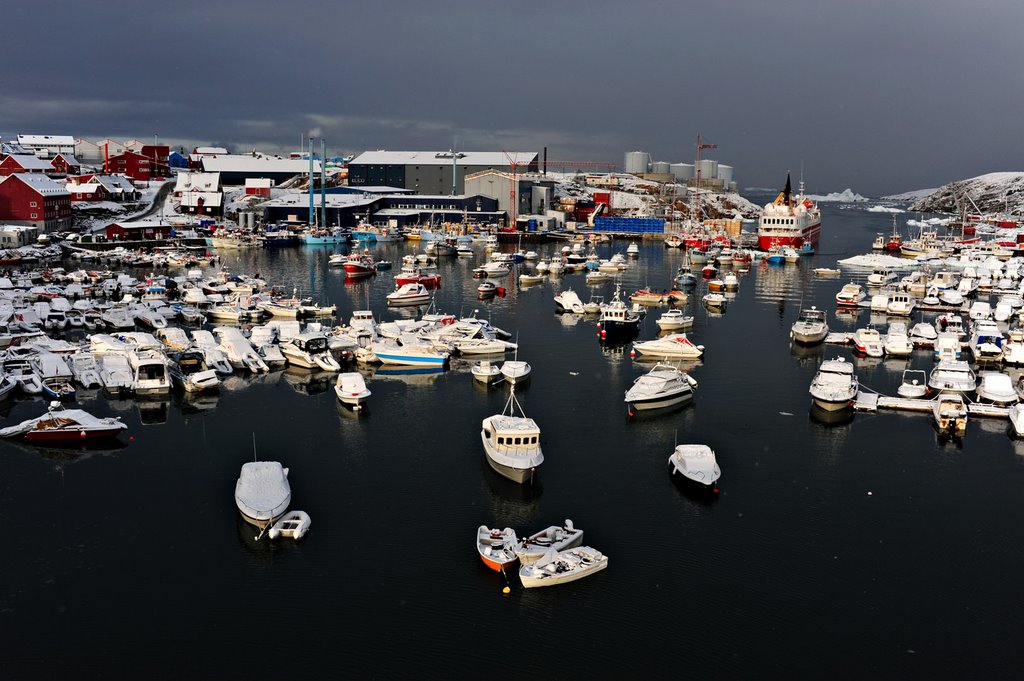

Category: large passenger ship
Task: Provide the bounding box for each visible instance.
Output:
[757,175,821,250]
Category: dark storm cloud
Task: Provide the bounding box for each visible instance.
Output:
[4,0,1022,195]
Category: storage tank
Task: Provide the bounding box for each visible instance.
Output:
[697,159,718,180]
[670,163,694,180]
[624,151,651,174]
[651,161,671,174]
[717,164,734,183]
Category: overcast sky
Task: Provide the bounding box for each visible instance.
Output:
[3,0,1021,196]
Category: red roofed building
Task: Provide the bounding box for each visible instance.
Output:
[49,153,81,177]
[0,174,72,232]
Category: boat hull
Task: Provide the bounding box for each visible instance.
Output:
[24,426,124,442]
[627,388,692,411]
[484,450,536,484]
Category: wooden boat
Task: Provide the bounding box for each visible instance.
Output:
[518,546,608,588]
[515,520,584,565]
[476,525,519,572]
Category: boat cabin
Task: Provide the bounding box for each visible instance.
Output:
[291,333,329,354]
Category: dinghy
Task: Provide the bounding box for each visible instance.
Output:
[267,510,311,540]
[518,546,608,588]
[515,520,583,565]
[476,525,519,572]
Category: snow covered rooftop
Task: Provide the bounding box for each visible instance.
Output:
[194,147,228,155]
[260,193,377,208]
[17,134,74,146]
[175,171,221,192]
[54,153,81,166]
[7,173,69,196]
[200,154,320,174]
[349,150,537,167]
[4,154,53,171]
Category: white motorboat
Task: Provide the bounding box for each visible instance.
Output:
[372,334,450,367]
[235,461,291,528]
[0,373,18,401]
[98,354,133,394]
[928,360,977,395]
[518,546,608,588]
[969,321,1005,363]
[883,321,913,357]
[334,372,371,409]
[4,357,43,395]
[515,520,584,565]
[668,444,722,488]
[790,307,829,344]
[519,273,544,285]
[655,309,694,332]
[631,333,704,360]
[386,283,432,307]
[190,330,235,375]
[480,385,543,483]
[1004,329,1024,366]
[213,327,270,374]
[128,349,171,396]
[852,327,884,357]
[975,371,1017,406]
[835,282,866,307]
[624,362,697,412]
[554,289,586,314]
[910,322,937,346]
[67,351,102,389]
[471,360,502,384]
[702,292,727,309]
[933,393,967,437]
[809,357,858,411]
[167,350,220,393]
[1009,404,1024,438]
[281,333,341,371]
[886,292,916,316]
[897,369,928,398]
[626,242,639,258]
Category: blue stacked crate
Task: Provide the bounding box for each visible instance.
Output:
[593,217,665,234]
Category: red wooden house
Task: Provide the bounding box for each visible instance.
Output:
[0,174,72,231]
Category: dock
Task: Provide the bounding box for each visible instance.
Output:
[852,391,1010,418]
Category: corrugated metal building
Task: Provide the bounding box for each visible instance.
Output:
[347,151,538,195]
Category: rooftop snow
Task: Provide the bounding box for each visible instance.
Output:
[349,151,537,167]
[8,173,68,195]
[201,154,320,174]
[17,134,74,146]
[4,154,53,170]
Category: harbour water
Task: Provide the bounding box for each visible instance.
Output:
[5,197,1024,677]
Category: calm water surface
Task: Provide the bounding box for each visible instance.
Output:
[4,197,1024,678]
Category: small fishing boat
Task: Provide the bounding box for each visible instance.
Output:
[480,385,543,483]
[0,401,127,441]
[235,461,291,528]
[476,525,519,572]
[814,267,841,277]
[668,444,721,489]
[515,520,584,565]
[472,360,503,384]
[518,546,608,588]
[334,372,371,409]
[702,292,727,310]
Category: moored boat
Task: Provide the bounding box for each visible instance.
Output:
[0,401,127,441]
[518,546,608,588]
[480,385,543,484]
[234,461,291,528]
[624,362,697,412]
[668,443,721,489]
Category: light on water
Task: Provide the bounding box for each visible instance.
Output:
[6,200,1024,677]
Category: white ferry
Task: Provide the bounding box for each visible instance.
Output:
[757,174,821,251]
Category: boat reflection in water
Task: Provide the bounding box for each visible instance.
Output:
[365,365,446,387]
[282,367,333,396]
[137,398,170,425]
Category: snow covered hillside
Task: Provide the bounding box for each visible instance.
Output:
[905,172,1024,214]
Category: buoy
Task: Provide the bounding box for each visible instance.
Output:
[629,349,636,358]
[502,586,510,594]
